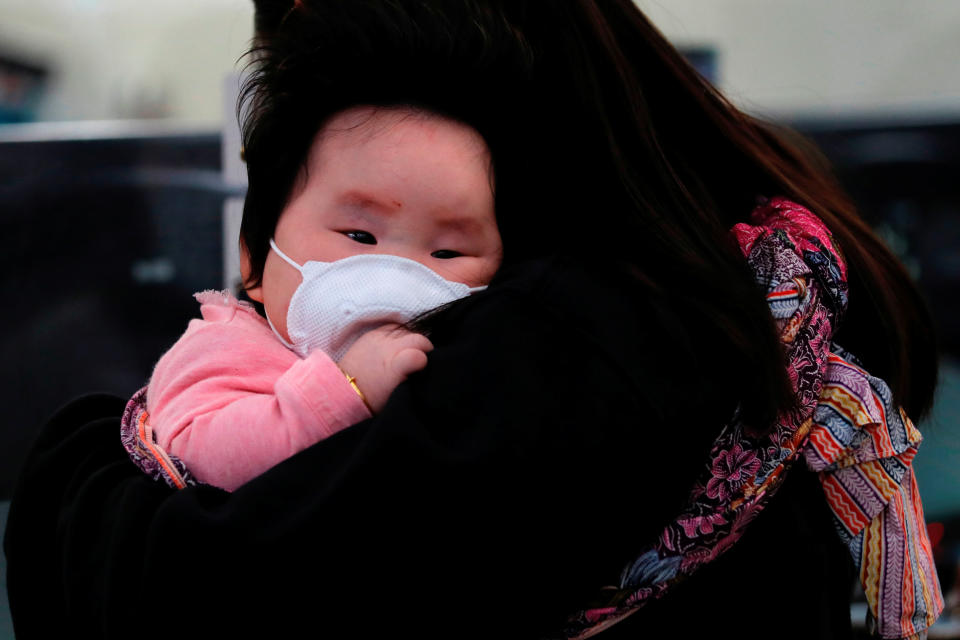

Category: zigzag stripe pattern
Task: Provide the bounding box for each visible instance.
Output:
[884,490,910,636]
[822,474,867,535]
[900,444,918,466]
[825,376,942,639]
[859,460,900,504]
[862,513,885,623]
[822,385,874,432]
[806,427,844,468]
[905,470,942,630]
[909,473,936,567]
[869,411,896,461]
[836,467,884,521]
[812,347,941,639]
[812,411,858,460]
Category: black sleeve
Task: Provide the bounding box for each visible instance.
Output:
[4,262,725,639]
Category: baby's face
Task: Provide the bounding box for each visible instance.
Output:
[247,106,502,342]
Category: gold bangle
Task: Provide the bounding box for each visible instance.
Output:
[340,369,373,412]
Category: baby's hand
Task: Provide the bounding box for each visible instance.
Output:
[337,324,434,413]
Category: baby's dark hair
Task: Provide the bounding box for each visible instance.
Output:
[239,0,536,291]
[242,0,938,426]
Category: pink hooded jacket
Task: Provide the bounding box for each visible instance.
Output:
[146,290,371,491]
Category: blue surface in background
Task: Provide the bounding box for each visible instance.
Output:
[913,359,960,520]
[0,500,12,639]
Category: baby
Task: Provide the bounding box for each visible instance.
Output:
[140,106,502,491]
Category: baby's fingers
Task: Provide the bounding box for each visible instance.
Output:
[393,330,433,354]
[391,347,430,378]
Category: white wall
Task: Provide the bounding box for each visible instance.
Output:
[0,1,958,125]
[636,0,960,119]
[0,0,254,124]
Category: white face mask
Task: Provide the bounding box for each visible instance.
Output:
[266,239,486,361]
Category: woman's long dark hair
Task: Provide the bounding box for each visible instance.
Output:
[244,0,938,427]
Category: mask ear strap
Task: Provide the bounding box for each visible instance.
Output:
[269,238,304,273]
[264,311,296,351]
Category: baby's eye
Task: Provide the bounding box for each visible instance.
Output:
[431,249,462,259]
[343,230,377,245]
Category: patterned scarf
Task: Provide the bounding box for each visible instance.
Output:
[559,198,943,639]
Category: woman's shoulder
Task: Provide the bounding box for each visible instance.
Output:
[463,255,735,410]
[471,255,673,341]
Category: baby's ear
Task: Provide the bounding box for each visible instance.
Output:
[239,239,264,303]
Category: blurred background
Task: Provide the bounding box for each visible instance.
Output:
[1,0,959,637]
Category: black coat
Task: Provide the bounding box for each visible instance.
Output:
[4,257,854,639]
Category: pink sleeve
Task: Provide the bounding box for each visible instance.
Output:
[146,293,371,491]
